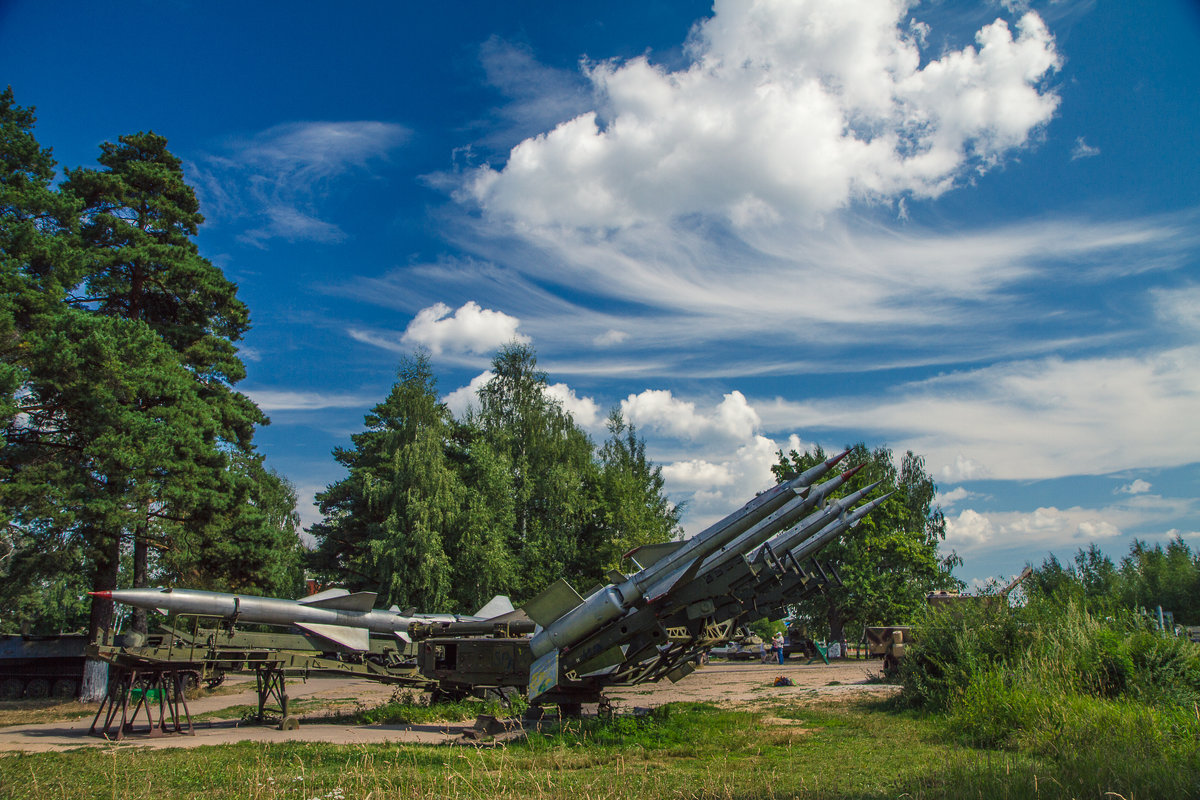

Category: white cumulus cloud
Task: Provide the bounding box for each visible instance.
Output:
[1153,285,1200,330]
[442,372,602,432]
[945,505,1124,552]
[1116,479,1152,495]
[621,389,760,442]
[466,0,1060,230]
[401,301,529,356]
[938,487,972,506]
[443,371,493,418]
[544,382,603,431]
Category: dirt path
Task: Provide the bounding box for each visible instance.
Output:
[0,659,895,753]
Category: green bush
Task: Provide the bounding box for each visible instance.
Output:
[900,593,1200,796]
[1079,627,1134,697]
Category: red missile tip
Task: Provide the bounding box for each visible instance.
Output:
[840,463,866,480]
[88,591,112,599]
[825,450,849,468]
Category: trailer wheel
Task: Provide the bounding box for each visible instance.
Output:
[0,678,24,699]
[25,678,50,699]
[52,678,77,699]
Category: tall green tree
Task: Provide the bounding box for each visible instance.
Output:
[0,86,81,520]
[0,87,91,634]
[0,112,296,669]
[474,342,602,598]
[445,434,518,612]
[595,410,680,569]
[1118,536,1199,624]
[308,353,458,611]
[62,131,270,635]
[772,443,960,641]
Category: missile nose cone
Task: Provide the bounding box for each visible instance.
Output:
[839,463,866,481]
[825,450,851,469]
[88,591,112,599]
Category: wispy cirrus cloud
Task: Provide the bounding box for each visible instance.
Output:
[440,207,1192,380]
[243,388,378,412]
[190,120,410,247]
[755,344,1200,482]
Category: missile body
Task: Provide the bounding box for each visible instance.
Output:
[526,451,848,663]
[641,465,867,603]
[787,492,891,562]
[752,481,882,564]
[91,587,513,651]
[560,487,890,683]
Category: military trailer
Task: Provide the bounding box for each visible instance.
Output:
[0,634,90,699]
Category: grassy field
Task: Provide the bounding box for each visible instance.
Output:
[0,697,1162,800]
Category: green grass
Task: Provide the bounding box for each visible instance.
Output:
[4,697,1191,799]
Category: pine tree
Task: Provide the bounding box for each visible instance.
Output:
[0,87,89,634]
[62,132,271,636]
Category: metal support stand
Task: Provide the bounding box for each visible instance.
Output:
[90,667,194,740]
[255,664,298,729]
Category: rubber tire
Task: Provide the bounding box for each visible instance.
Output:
[51,678,77,699]
[25,678,50,699]
[0,678,24,699]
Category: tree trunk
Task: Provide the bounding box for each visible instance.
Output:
[131,521,148,635]
[81,529,119,703]
[826,600,845,644]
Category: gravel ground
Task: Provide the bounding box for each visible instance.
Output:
[0,658,896,753]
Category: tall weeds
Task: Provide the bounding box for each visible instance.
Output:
[898,592,1200,796]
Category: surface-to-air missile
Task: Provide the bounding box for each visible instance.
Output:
[520,450,893,698]
[543,482,891,691]
[90,587,516,652]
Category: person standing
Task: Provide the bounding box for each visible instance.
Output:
[773,631,786,665]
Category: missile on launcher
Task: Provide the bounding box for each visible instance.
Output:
[90,587,517,651]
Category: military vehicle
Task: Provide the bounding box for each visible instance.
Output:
[0,634,91,699]
[87,454,887,721]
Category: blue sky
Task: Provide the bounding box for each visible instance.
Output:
[3,0,1197,587]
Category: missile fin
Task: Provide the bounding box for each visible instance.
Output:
[156,608,169,616]
[521,578,584,628]
[529,648,560,700]
[300,591,378,612]
[473,594,515,619]
[395,630,412,644]
[301,587,349,603]
[575,645,626,676]
[623,540,686,570]
[667,661,697,683]
[648,554,706,604]
[606,569,628,584]
[295,622,370,651]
